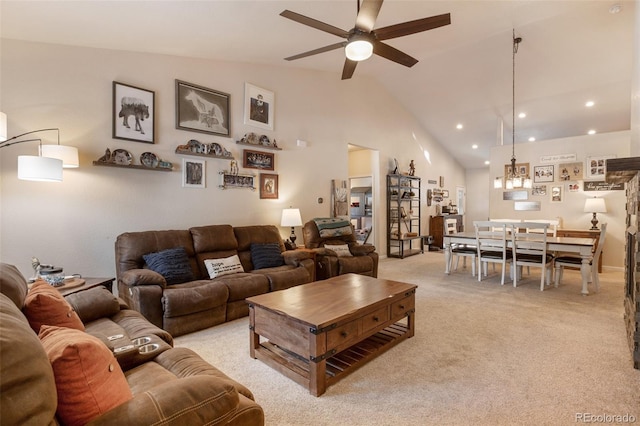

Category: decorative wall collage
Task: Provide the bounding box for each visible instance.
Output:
[95,79,281,199]
[501,154,623,210]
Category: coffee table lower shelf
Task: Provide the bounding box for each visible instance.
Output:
[252,322,410,393]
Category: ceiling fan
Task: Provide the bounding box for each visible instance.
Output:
[280,0,451,80]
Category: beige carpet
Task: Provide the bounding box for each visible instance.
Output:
[174,252,640,425]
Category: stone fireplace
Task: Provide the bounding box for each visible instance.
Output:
[606,157,640,369]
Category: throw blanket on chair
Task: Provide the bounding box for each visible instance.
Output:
[313,218,353,238]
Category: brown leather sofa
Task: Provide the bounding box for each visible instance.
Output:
[0,263,264,425]
[116,224,314,336]
[302,219,379,280]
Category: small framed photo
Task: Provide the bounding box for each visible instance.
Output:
[182,158,205,188]
[259,173,278,199]
[244,83,274,130]
[504,162,530,179]
[586,155,615,179]
[567,182,581,192]
[534,165,554,183]
[113,81,155,143]
[176,79,230,137]
[243,149,274,170]
[531,184,547,196]
[442,190,449,198]
[550,185,562,203]
[558,162,583,181]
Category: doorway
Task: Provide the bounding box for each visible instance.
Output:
[348,145,379,249]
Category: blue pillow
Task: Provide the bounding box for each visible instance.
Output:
[250,243,284,269]
[143,247,194,285]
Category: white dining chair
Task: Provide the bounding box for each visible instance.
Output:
[512,222,554,291]
[554,223,607,292]
[446,218,477,276]
[474,221,512,285]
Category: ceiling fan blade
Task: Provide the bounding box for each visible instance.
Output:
[280,10,349,38]
[284,42,347,61]
[342,59,358,80]
[355,0,383,33]
[373,41,418,67]
[374,13,451,41]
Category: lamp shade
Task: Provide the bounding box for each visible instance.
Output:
[0,112,6,142]
[41,144,79,168]
[17,155,63,182]
[584,197,607,213]
[281,208,302,227]
[345,39,373,61]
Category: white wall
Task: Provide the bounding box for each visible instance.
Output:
[0,39,466,278]
[490,131,631,269]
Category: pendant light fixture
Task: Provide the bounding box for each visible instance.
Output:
[504,30,532,190]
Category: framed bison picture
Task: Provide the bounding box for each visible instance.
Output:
[113,81,155,143]
[175,80,230,137]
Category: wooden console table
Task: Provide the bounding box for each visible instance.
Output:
[247,274,416,396]
[557,229,602,273]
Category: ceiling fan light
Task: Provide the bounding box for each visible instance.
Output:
[345,40,373,61]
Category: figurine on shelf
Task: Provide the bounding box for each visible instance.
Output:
[230,160,238,175]
[272,139,278,148]
[392,158,399,174]
[409,160,415,176]
[97,148,111,163]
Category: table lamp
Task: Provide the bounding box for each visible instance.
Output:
[281,208,303,248]
[583,197,606,230]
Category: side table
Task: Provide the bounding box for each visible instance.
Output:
[58,277,115,297]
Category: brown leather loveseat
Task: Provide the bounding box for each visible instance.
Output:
[0,262,264,425]
[303,218,379,280]
[115,224,314,336]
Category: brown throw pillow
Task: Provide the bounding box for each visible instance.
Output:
[23,280,85,333]
[39,325,133,426]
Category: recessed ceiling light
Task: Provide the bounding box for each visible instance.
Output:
[456,123,463,130]
[518,112,526,119]
[472,144,478,149]
[484,160,490,165]
[528,137,536,142]
[588,129,596,135]
[585,101,595,107]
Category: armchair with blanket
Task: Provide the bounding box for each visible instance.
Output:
[302,218,379,280]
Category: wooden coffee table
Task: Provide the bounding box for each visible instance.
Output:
[247,273,417,396]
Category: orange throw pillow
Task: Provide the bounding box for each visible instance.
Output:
[39,325,133,426]
[23,280,85,333]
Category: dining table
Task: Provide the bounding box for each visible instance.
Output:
[443,232,598,295]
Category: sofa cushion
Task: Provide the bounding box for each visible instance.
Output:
[205,255,244,279]
[65,285,120,323]
[250,243,284,269]
[39,325,133,426]
[325,243,353,257]
[143,247,194,285]
[162,281,229,318]
[0,293,58,426]
[23,280,85,333]
[0,263,29,308]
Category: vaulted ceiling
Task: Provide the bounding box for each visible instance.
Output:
[1,1,636,169]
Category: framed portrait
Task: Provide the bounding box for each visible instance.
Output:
[175,79,230,137]
[182,158,205,188]
[504,162,530,179]
[113,81,155,143]
[586,155,615,179]
[550,185,562,203]
[259,173,278,199]
[531,184,547,196]
[557,162,583,181]
[243,149,274,170]
[244,83,274,131]
[534,165,554,183]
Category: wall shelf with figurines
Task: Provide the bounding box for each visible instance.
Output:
[93,148,173,172]
[175,139,234,159]
[235,132,281,150]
